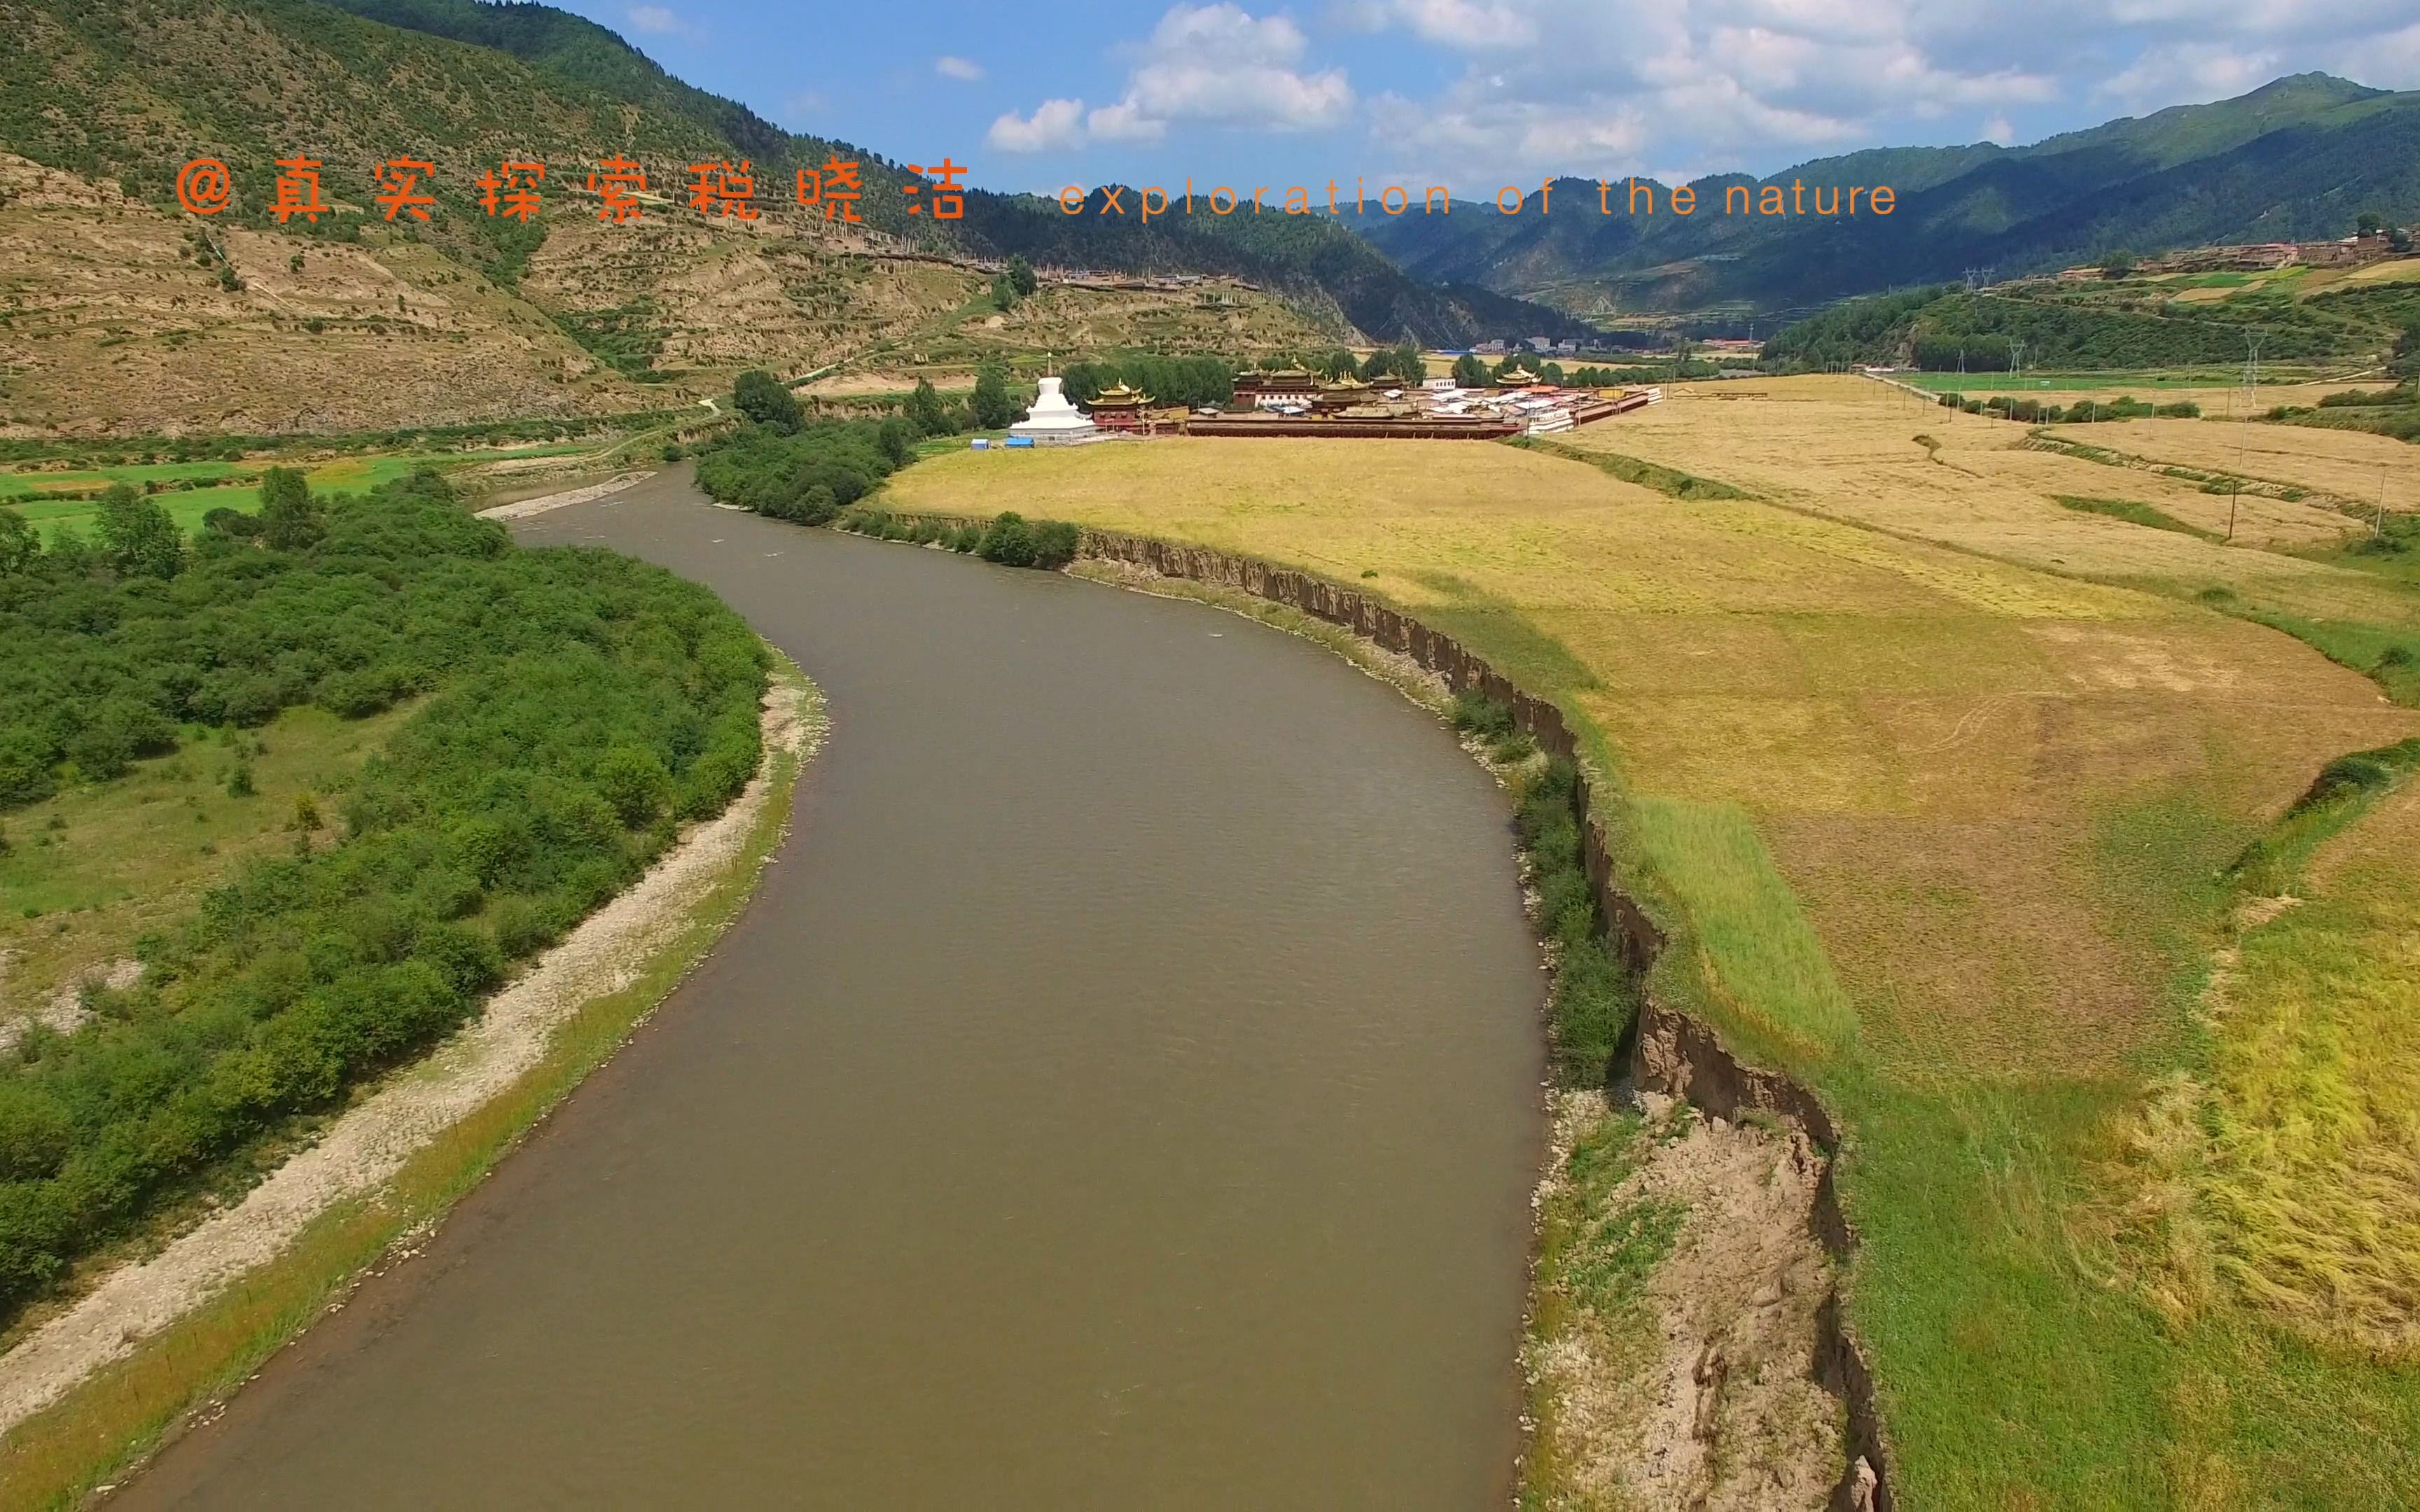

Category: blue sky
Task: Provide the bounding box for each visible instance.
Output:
[550,0,2420,195]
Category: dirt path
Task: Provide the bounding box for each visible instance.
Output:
[0,671,819,1436]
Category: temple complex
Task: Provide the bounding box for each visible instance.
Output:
[1232,366,1318,408]
[1085,382,1153,433]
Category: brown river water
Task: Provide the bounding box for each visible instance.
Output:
[120,469,1547,1508]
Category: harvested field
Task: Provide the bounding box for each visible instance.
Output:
[1908,377,2375,414]
[1590,375,2358,550]
[1566,377,2420,658]
[884,422,2420,1504]
[2043,414,2420,507]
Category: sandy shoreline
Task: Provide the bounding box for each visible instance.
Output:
[0,666,820,1438]
[473,472,653,521]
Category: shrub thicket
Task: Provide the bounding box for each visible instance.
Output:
[692,418,905,524]
[0,469,765,1320]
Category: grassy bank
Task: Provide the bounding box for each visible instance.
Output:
[0,662,818,1509]
[877,407,2420,1505]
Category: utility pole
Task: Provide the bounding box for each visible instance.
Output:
[2229,426,2247,543]
[2245,332,2263,411]
[2380,464,2391,541]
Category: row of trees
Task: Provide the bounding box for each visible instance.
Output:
[0,471,766,1322]
[1762,286,2365,372]
[735,367,1029,443]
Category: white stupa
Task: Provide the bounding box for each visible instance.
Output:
[1008,375,1099,444]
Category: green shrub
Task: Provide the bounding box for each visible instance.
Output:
[693,418,898,522]
[975,512,1080,568]
[1452,691,1516,739]
[593,746,672,827]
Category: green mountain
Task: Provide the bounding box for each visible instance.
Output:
[0,0,1582,347]
[1357,75,2420,320]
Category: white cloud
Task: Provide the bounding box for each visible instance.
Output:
[991,4,1353,152]
[988,98,1089,152]
[2096,41,2282,105]
[1087,101,1169,143]
[1382,0,1538,49]
[2342,22,2420,88]
[998,0,2420,183]
[626,4,683,35]
[936,55,985,81]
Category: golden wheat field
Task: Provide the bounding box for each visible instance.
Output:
[1924,379,2372,411]
[1572,376,2420,634]
[2045,413,2420,505]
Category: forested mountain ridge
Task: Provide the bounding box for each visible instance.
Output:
[1358,74,2420,318]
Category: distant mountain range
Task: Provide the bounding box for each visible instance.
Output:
[1356,74,2420,322]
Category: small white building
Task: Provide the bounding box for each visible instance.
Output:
[1008,376,1100,445]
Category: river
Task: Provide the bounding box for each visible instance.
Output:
[121,468,1546,1508]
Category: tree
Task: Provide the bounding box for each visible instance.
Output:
[971,364,1021,429]
[0,505,36,574]
[1452,353,1489,388]
[905,377,952,436]
[1008,254,1037,298]
[2358,211,2385,237]
[2392,322,2420,382]
[991,270,1019,309]
[2099,249,2137,279]
[95,482,182,578]
[257,467,325,552]
[592,746,671,827]
[732,368,802,431]
[2393,227,2415,255]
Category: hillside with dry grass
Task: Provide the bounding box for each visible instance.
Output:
[0,149,1339,436]
[0,0,1359,436]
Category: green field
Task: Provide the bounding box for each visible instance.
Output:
[0,444,601,538]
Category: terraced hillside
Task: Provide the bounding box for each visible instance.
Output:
[0,0,1379,435]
